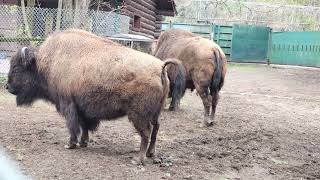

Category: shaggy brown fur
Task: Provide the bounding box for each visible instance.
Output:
[153,29,227,127]
[6,29,184,165]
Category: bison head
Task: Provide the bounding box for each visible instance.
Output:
[6,47,39,106]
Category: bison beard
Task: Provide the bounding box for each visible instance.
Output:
[6,29,185,165]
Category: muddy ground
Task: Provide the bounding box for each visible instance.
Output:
[0,64,319,180]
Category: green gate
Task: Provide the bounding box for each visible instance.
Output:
[161,23,320,67]
[213,25,233,57]
[271,32,320,67]
[230,24,271,63]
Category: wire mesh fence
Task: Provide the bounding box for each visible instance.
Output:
[0,4,130,74]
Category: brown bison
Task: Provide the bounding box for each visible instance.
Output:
[5,29,185,165]
[153,29,227,127]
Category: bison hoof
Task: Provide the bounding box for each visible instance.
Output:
[206,121,214,127]
[64,143,77,149]
[200,121,214,128]
[79,142,88,148]
[168,106,176,111]
[146,151,155,158]
[131,157,145,166]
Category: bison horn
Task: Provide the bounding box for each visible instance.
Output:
[21,47,28,60]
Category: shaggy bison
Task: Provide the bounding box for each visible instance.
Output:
[6,29,185,165]
[153,29,227,127]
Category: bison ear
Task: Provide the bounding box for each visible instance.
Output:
[20,47,36,68]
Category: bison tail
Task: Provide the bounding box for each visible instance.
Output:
[161,59,186,103]
[210,49,224,95]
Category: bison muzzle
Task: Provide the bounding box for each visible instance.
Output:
[6,29,185,165]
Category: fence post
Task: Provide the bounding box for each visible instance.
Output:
[210,23,214,41]
[267,28,272,65]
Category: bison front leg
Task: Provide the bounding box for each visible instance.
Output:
[59,101,80,149]
[79,125,89,148]
[169,96,180,111]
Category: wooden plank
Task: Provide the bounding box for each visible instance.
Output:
[155,23,161,29]
[129,15,156,27]
[125,7,156,24]
[154,32,160,38]
[155,15,164,21]
[125,0,156,8]
[143,0,156,7]
[141,21,155,31]
[129,24,154,37]
[126,6,156,22]
[129,0,156,11]
[125,1,156,19]
[129,19,155,32]
[124,9,156,32]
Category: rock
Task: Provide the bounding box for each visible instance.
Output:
[183,175,193,180]
[154,153,174,167]
[16,153,23,161]
[153,158,162,164]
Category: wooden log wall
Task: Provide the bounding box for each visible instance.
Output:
[155,14,164,39]
[123,0,160,39]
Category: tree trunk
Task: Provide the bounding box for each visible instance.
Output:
[62,0,74,29]
[63,0,74,9]
[55,0,63,30]
[74,0,90,28]
[21,0,32,38]
[27,0,35,7]
[97,0,101,11]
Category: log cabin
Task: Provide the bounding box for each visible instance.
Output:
[120,0,176,38]
[0,0,176,39]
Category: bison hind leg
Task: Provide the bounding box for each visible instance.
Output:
[210,90,219,121]
[194,83,213,127]
[128,112,153,165]
[79,119,100,148]
[79,129,89,148]
[79,121,89,148]
[146,112,161,158]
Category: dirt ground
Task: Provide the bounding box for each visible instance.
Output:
[0,64,319,180]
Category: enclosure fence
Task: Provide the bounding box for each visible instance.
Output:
[161,22,320,67]
[167,0,320,32]
[0,4,130,74]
